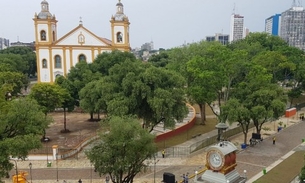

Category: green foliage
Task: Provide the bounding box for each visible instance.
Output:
[79,80,106,119]
[86,116,157,183]
[29,83,66,115]
[102,60,188,131]
[0,71,28,95]
[67,61,101,102]
[0,98,50,181]
[90,50,137,75]
[0,46,36,76]
[148,52,170,67]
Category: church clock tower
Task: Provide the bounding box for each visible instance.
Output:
[33,0,58,45]
[110,0,130,51]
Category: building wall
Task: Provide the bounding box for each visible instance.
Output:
[230,14,244,42]
[265,14,281,36]
[0,38,10,50]
[280,7,305,50]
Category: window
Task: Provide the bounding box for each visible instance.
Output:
[78,54,86,62]
[117,32,123,43]
[42,59,47,68]
[41,30,46,41]
[54,55,62,68]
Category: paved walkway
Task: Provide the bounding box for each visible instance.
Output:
[4,114,305,183]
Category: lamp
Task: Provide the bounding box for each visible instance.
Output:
[56,153,58,182]
[29,162,32,183]
[243,169,247,180]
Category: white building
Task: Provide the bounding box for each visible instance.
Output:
[0,38,9,50]
[33,0,130,83]
[229,14,244,42]
[280,6,305,50]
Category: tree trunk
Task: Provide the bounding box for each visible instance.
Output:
[243,132,248,145]
[199,103,206,125]
[98,111,100,120]
[90,112,93,120]
[64,107,67,131]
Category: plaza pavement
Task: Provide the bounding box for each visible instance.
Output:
[4,113,305,183]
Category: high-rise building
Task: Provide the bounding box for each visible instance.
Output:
[0,38,10,50]
[141,41,154,51]
[265,14,281,36]
[206,33,229,45]
[229,14,244,42]
[280,6,305,50]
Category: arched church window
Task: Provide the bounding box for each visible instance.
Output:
[41,30,46,41]
[54,55,62,68]
[42,59,47,68]
[78,54,86,62]
[117,32,123,43]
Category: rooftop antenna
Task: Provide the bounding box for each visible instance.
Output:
[298,0,302,7]
[232,3,236,14]
[292,0,297,7]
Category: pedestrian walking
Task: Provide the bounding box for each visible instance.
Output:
[162,149,165,158]
[273,136,276,145]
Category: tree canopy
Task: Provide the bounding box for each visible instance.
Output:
[0,98,51,181]
[86,116,157,183]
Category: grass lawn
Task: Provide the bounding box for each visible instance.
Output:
[156,104,218,149]
[254,151,305,183]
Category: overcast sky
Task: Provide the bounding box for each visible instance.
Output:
[0,0,299,49]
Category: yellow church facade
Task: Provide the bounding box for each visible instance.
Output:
[33,0,130,83]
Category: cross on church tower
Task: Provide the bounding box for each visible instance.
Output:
[79,17,83,25]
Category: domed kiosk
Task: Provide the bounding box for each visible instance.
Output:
[197,141,246,183]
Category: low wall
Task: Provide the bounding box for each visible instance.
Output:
[154,104,196,143]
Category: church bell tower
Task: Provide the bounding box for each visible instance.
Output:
[33,0,58,46]
[110,0,130,51]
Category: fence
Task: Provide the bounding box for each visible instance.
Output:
[158,123,255,158]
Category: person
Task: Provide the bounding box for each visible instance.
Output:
[162,149,165,158]
[185,173,189,183]
[105,175,110,183]
[273,136,276,145]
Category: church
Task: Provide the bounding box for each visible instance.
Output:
[33,0,130,83]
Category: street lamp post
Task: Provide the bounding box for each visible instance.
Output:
[29,162,32,183]
[90,164,93,183]
[56,153,59,182]
[153,155,159,183]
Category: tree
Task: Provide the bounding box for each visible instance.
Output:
[186,42,246,124]
[221,99,251,144]
[0,46,36,76]
[29,83,66,116]
[102,60,188,132]
[148,52,170,67]
[67,61,101,104]
[90,50,137,75]
[0,71,28,96]
[29,83,67,138]
[0,98,50,181]
[55,76,76,132]
[86,116,157,183]
[232,65,286,135]
[79,80,106,121]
